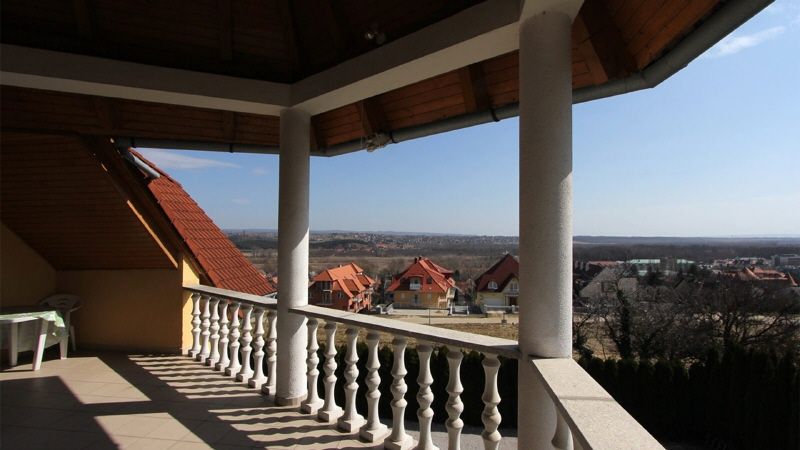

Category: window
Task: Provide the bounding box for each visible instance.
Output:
[488,281,498,290]
[409,277,421,290]
[509,281,518,293]
[337,292,343,299]
[426,277,432,284]
[321,292,331,305]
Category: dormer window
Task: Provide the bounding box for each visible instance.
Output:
[409,277,421,290]
[488,281,498,290]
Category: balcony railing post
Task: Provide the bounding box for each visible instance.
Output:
[318,321,343,422]
[481,353,502,450]
[197,295,211,363]
[360,330,388,442]
[206,297,221,366]
[215,299,230,371]
[552,410,574,450]
[261,310,278,396]
[236,304,254,383]
[225,301,242,377]
[189,293,201,357]
[416,342,438,450]
[338,326,365,432]
[445,348,465,450]
[385,336,414,450]
[301,318,323,414]
[248,306,268,389]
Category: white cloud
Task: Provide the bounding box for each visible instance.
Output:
[232,198,251,205]
[137,148,240,170]
[252,167,268,176]
[707,26,785,57]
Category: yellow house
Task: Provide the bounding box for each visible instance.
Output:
[1,134,275,354]
[475,254,519,308]
[387,257,457,308]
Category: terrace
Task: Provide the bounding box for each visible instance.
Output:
[0,0,772,448]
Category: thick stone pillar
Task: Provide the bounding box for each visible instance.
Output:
[517,5,576,448]
[276,107,310,406]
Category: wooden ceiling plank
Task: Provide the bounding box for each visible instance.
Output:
[221,111,237,141]
[275,0,301,78]
[458,63,490,113]
[576,0,637,84]
[356,97,388,136]
[218,0,234,61]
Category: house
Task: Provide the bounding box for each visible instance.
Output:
[475,254,520,308]
[309,263,375,312]
[579,266,639,300]
[1,136,274,353]
[387,257,456,308]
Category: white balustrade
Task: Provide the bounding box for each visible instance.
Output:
[446,348,465,450]
[189,293,201,357]
[481,354,502,450]
[215,299,230,371]
[197,295,211,363]
[417,342,438,450]
[206,297,221,366]
[248,307,268,388]
[261,310,278,395]
[385,336,414,450]
[337,327,365,432]
[318,321,343,422]
[359,330,388,442]
[553,410,574,450]
[225,301,242,377]
[301,318,323,414]
[236,304,254,382]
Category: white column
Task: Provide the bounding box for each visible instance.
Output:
[197,295,211,362]
[301,318,324,414]
[261,310,278,395]
[276,107,311,406]
[416,342,438,450]
[385,336,414,450]
[338,326,365,432]
[225,301,242,377]
[189,293,202,357]
[518,3,578,447]
[248,307,268,389]
[215,299,230,371]
[445,348,464,450]
[481,354,502,450]
[206,297,221,366]
[318,321,343,422]
[236,304,254,382]
[360,330,388,442]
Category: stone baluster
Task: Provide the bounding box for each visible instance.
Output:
[215,299,230,371]
[301,318,323,414]
[385,336,414,450]
[189,293,201,357]
[318,322,343,422]
[206,297,221,366]
[552,409,574,450]
[197,295,211,363]
[359,330,388,442]
[338,327,365,432]
[261,310,278,396]
[236,304,254,382]
[225,301,242,377]
[417,342,438,450]
[445,348,465,450]
[481,354,502,450]
[248,307,268,389]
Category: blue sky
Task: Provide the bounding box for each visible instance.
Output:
[140,1,799,237]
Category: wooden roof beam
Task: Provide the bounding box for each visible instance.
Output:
[357,97,388,136]
[458,63,490,113]
[575,0,636,85]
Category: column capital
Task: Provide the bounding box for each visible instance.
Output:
[520,0,583,21]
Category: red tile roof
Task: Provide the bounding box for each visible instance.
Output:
[130,150,276,296]
[311,263,375,299]
[475,254,519,292]
[387,257,456,294]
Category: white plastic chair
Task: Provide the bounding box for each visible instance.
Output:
[39,294,83,351]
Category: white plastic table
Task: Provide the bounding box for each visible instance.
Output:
[1,308,68,370]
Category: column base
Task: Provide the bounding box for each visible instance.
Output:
[317,407,343,423]
[235,370,254,383]
[383,435,414,450]
[261,383,277,397]
[224,366,240,377]
[204,357,219,367]
[337,415,365,433]
[359,423,389,442]
[301,399,323,414]
[188,350,198,358]
[196,354,208,363]
[248,377,267,389]
[214,361,228,372]
[275,394,305,407]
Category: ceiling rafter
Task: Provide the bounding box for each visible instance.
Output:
[458,63,490,113]
[356,97,388,136]
[575,0,637,85]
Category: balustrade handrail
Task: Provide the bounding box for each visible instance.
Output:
[292,304,520,359]
[530,357,665,450]
[184,284,277,309]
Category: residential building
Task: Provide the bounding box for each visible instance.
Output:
[726,266,798,289]
[309,263,375,312]
[579,267,638,300]
[773,254,800,267]
[628,257,695,276]
[475,254,520,308]
[387,257,456,308]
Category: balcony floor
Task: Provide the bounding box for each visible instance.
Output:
[1,351,516,449]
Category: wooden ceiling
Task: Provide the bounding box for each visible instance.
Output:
[1,0,721,152]
[0,132,176,270]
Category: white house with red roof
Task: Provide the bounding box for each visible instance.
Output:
[387,257,457,308]
[475,254,519,308]
[309,263,375,312]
